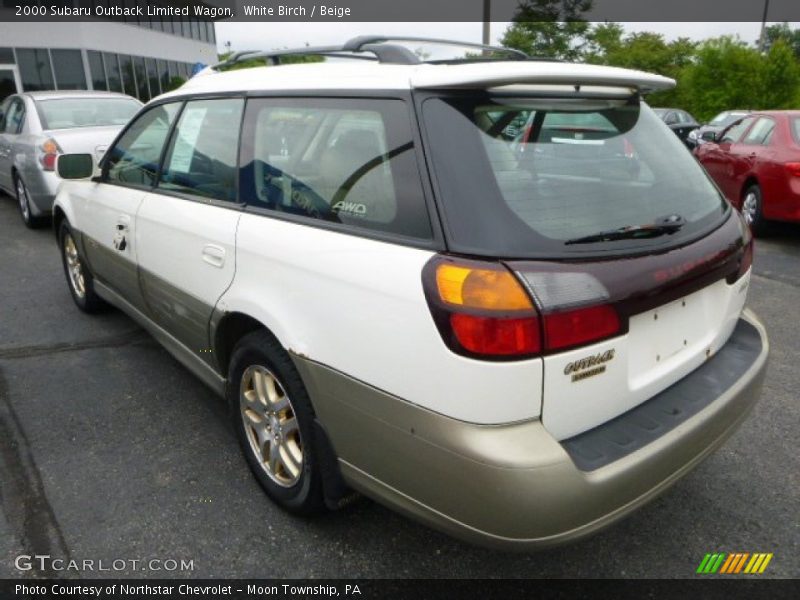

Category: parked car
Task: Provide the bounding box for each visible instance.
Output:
[652,107,699,145]
[686,110,751,149]
[694,110,800,232]
[0,91,141,227]
[51,37,768,550]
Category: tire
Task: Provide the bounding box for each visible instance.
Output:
[228,330,326,516]
[741,184,767,235]
[58,221,106,313]
[15,175,45,229]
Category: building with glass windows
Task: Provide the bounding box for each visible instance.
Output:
[0,1,221,104]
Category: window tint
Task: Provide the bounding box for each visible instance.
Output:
[3,98,24,134]
[105,103,181,187]
[51,49,87,90]
[159,98,244,202]
[118,55,136,97]
[0,48,14,63]
[88,51,108,91]
[146,58,160,97]
[134,56,149,102]
[104,53,123,93]
[421,98,727,257]
[240,98,432,239]
[742,117,775,146]
[720,117,755,144]
[16,49,54,91]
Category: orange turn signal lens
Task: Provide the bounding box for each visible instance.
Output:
[435,263,533,311]
[41,139,59,155]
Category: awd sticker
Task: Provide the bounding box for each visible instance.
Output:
[332,200,367,217]
[564,349,615,382]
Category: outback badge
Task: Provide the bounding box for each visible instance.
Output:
[564,349,615,382]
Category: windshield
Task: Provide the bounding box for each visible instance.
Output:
[709,111,747,128]
[37,97,140,130]
[421,95,728,258]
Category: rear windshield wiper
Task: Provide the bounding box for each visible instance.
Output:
[565,215,685,245]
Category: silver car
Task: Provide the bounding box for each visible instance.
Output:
[0,91,141,227]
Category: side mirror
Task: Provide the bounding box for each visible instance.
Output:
[56,154,95,180]
[701,130,718,142]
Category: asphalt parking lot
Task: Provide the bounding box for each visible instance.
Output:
[0,192,798,580]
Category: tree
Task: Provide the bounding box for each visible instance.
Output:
[500,0,594,60]
[677,36,800,119]
[764,22,800,58]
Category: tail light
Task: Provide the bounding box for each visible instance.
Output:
[38,138,62,171]
[423,256,621,360]
[785,162,800,178]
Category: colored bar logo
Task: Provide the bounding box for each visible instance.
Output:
[696,552,773,574]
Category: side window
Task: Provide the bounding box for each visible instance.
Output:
[105,103,180,186]
[239,98,433,239]
[3,99,25,134]
[159,98,244,202]
[664,112,679,125]
[720,117,755,144]
[742,118,775,146]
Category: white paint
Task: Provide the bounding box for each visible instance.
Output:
[226,213,544,425]
[176,60,673,98]
[541,273,750,441]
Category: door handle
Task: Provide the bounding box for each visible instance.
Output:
[202,244,225,268]
[113,215,131,252]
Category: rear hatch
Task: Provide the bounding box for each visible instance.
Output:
[419,87,753,440]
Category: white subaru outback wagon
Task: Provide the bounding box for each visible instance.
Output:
[53,37,768,550]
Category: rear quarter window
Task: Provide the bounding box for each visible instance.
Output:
[239,97,433,240]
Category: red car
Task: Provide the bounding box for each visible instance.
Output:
[695,110,800,232]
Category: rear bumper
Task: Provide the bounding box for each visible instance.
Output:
[19,165,58,215]
[294,309,768,550]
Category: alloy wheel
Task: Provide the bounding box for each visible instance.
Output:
[239,365,304,488]
[742,192,758,226]
[63,232,86,298]
[16,178,30,222]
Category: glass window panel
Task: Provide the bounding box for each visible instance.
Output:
[51,49,87,90]
[118,54,136,97]
[160,98,245,202]
[104,53,123,92]
[16,48,54,92]
[134,56,149,102]
[87,51,107,91]
[0,48,14,63]
[146,57,160,97]
[106,102,181,186]
[240,99,433,238]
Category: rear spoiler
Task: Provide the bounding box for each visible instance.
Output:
[411,62,675,93]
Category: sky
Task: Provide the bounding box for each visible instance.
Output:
[213,22,782,54]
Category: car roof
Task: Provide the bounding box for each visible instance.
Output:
[161,60,674,99]
[23,90,140,102]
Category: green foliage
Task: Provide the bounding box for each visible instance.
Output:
[764,22,800,58]
[164,76,187,92]
[680,36,800,121]
[500,0,594,60]
[501,19,800,121]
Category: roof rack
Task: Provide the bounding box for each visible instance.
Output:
[212,35,530,70]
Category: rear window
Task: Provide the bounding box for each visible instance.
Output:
[792,117,800,144]
[37,97,140,129]
[422,96,728,258]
